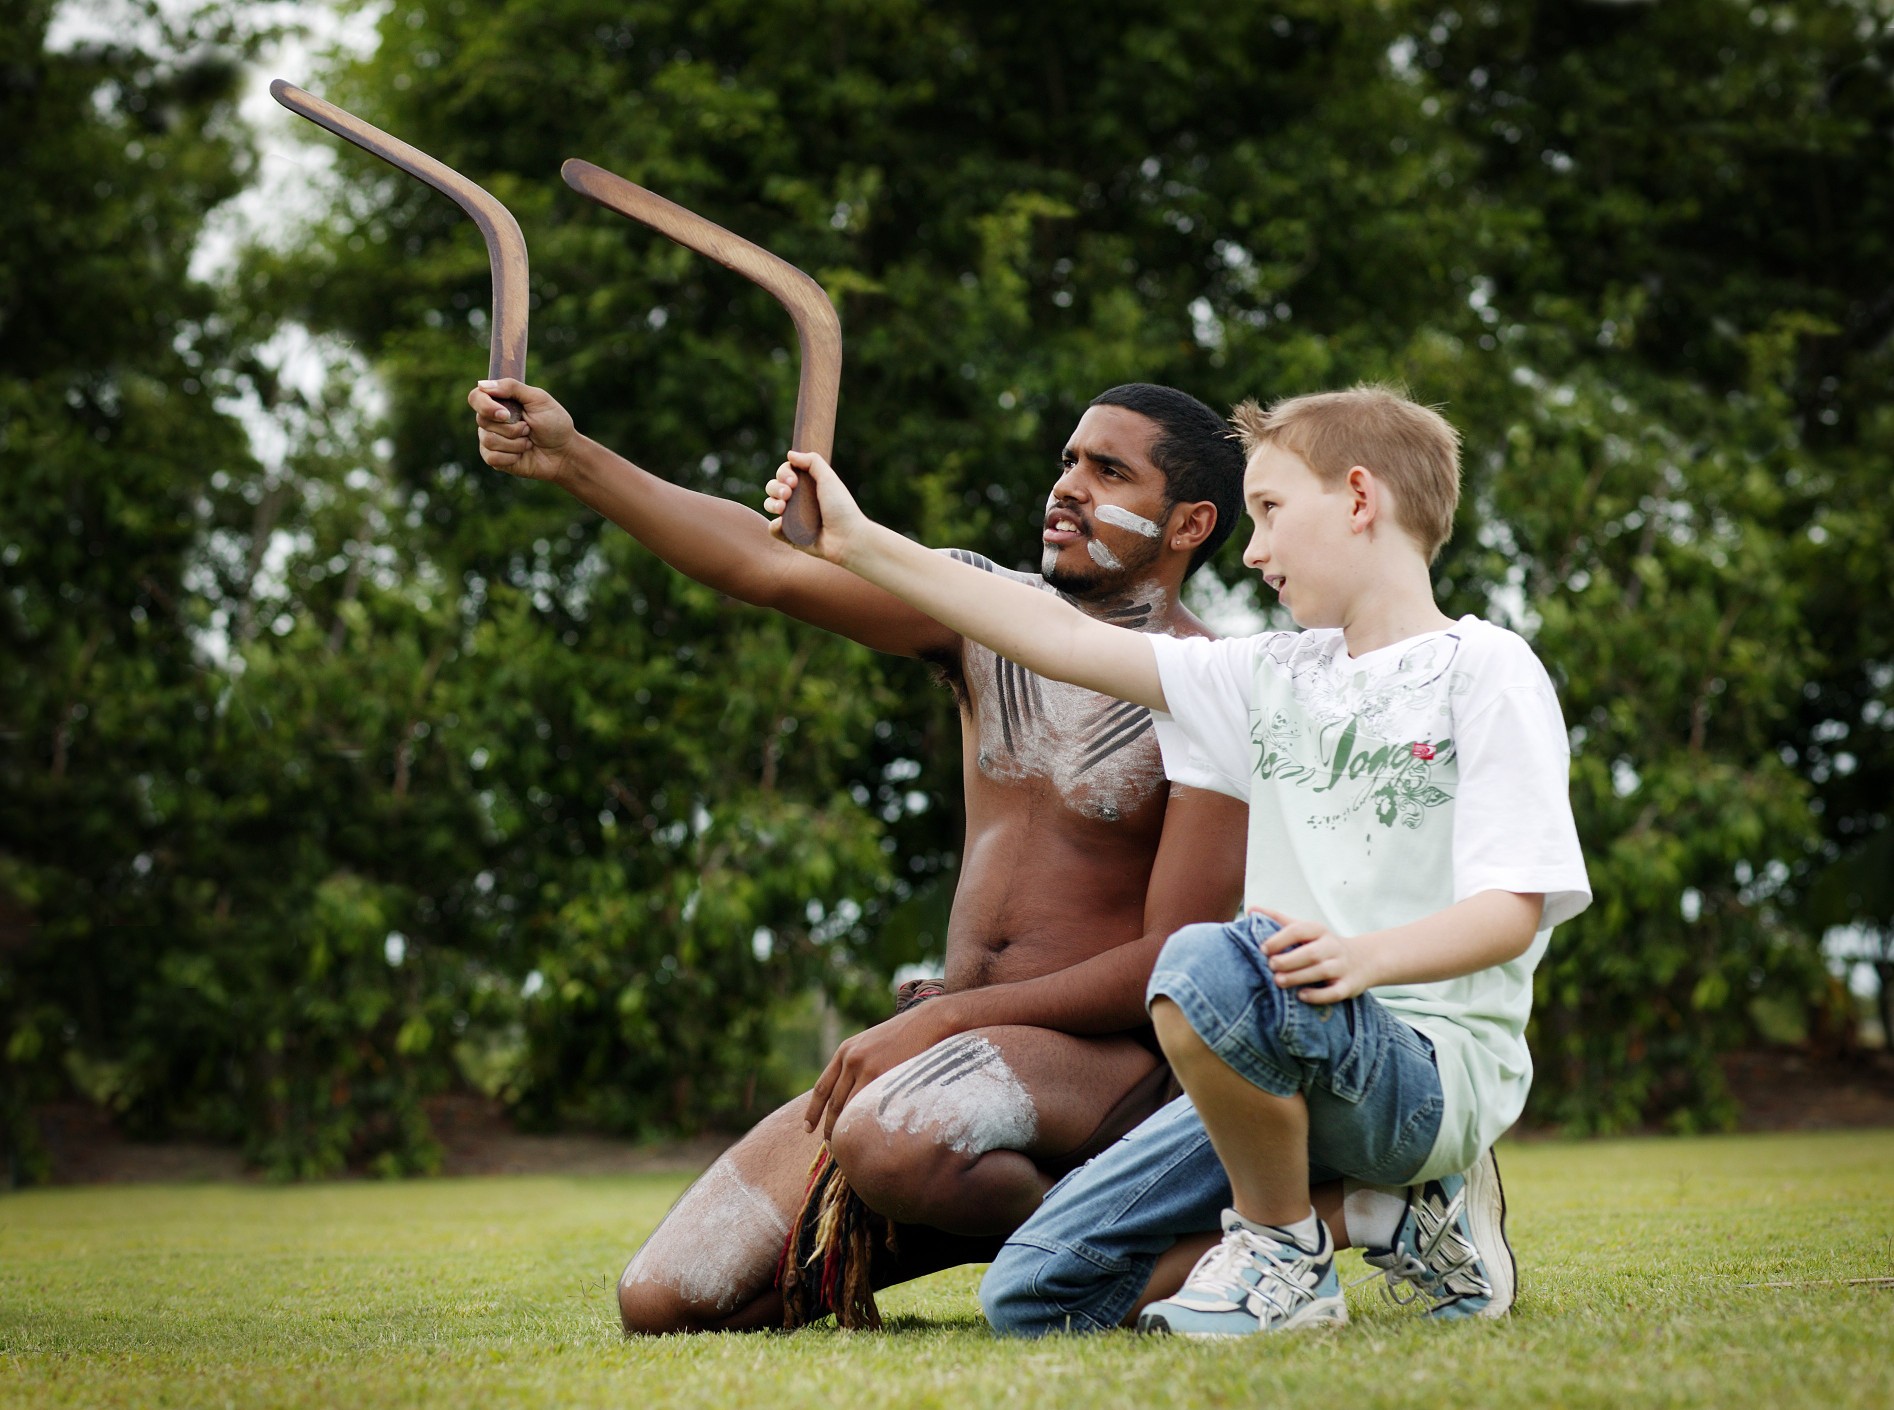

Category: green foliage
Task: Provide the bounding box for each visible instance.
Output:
[5,0,1893,1175]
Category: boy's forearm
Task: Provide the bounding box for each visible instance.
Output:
[1355,889,1545,989]
[843,520,1166,709]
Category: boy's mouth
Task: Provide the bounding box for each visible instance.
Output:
[1264,573,1286,594]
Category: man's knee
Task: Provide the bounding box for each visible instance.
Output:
[829,1095,944,1214]
[618,1272,694,1335]
[830,1033,1039,1213]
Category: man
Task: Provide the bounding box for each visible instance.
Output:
[469,376,1247,1331]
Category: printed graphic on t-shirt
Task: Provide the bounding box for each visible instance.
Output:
[1249,631,1473,833]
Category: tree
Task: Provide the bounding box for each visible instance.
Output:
[0,0,259,1178]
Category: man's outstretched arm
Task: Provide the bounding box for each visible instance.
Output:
[765,451,1168,708]
[802,782,1247,1138]
[471,380,959,659]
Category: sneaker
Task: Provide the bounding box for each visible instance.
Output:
[1137,1209,1347,1337]
[1360,1147,1515,1320]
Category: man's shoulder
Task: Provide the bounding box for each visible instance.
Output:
[938,546,1042,590]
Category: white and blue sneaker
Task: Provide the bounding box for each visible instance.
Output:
[1361,1148,1515,1320]
[1137,1209,1347,1337]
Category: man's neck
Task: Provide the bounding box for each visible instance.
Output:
[1054,575,1183,630]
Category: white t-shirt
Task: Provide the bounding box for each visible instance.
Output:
[1147,615,1591,1179]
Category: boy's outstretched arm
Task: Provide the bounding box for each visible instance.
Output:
[766,451,1168,710]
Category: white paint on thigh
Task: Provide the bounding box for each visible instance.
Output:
[619,1156,788,1314]
[862,1035,1038,1157]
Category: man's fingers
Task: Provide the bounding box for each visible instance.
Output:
[821,1073,860,1142]
[803,1055,844,1132]
[477,376,532,401]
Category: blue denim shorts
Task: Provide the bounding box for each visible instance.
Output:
[980,914,1444,1336]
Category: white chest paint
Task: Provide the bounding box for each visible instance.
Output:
[962,570,1170,823]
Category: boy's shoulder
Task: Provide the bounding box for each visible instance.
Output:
[1447,615,1560,690]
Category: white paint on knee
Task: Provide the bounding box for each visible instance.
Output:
[1095,505,1162,539]
[861,1035,1038,1157]
[619,1156,788,1314]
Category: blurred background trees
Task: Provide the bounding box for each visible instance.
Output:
[3,0,1889,1178]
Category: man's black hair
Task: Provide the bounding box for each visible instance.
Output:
[1087,383,1245,578]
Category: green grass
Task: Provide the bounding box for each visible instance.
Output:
[3,1129,1891,1409]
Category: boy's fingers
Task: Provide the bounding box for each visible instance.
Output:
[1260,921,1317,955]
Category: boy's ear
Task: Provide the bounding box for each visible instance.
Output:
[1346,466,1379,534]
[1166,500,1219,554]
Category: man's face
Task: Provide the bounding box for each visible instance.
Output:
[1040,404,1171,596]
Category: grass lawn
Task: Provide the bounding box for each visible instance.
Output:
[2,1128,1891,1409]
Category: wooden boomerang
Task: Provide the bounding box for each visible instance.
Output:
[269,80,529,424]
[561,159,839,547]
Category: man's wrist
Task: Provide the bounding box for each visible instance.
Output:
[543,433,590,491]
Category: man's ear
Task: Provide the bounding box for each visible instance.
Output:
[1166,500,1219,555]
[1345,466,1379,535]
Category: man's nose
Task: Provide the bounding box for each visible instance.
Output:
[1050,464,1090,501]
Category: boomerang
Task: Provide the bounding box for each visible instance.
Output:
[270,80,529,423]
[561,159,839,547]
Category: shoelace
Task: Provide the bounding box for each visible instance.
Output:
[1184,1229,1322,1319]
[1348,1186,1492,1307]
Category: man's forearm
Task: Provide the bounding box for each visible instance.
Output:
[556,434,799,605]
[928,934,1166,1038]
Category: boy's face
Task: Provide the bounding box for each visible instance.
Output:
[1039,404,1173,595]
[1240,445,1353,628]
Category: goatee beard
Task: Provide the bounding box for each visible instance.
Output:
[1041,546,1103,595]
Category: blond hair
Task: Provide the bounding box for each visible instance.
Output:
[1230,384,1462,561]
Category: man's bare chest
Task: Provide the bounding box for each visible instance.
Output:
[961,641,1166,825]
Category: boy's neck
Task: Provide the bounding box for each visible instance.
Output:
[1337,568,1457,658]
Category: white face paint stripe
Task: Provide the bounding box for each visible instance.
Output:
[1096,505,1163,539]
[1087,539,1124,570]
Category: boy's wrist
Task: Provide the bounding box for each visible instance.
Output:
[1349,929,1397,991]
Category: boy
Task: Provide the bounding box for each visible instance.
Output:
[762,384,1590,1337]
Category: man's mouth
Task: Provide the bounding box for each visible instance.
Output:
[1042,508,1088,545]
[1264,573,1286,594]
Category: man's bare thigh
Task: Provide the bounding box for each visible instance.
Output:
[841,1024,1170,1171]
[619,1026,1168,1331]
[616,1097,820,1331]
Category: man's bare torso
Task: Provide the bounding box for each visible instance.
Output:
[934,554,1194,991]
